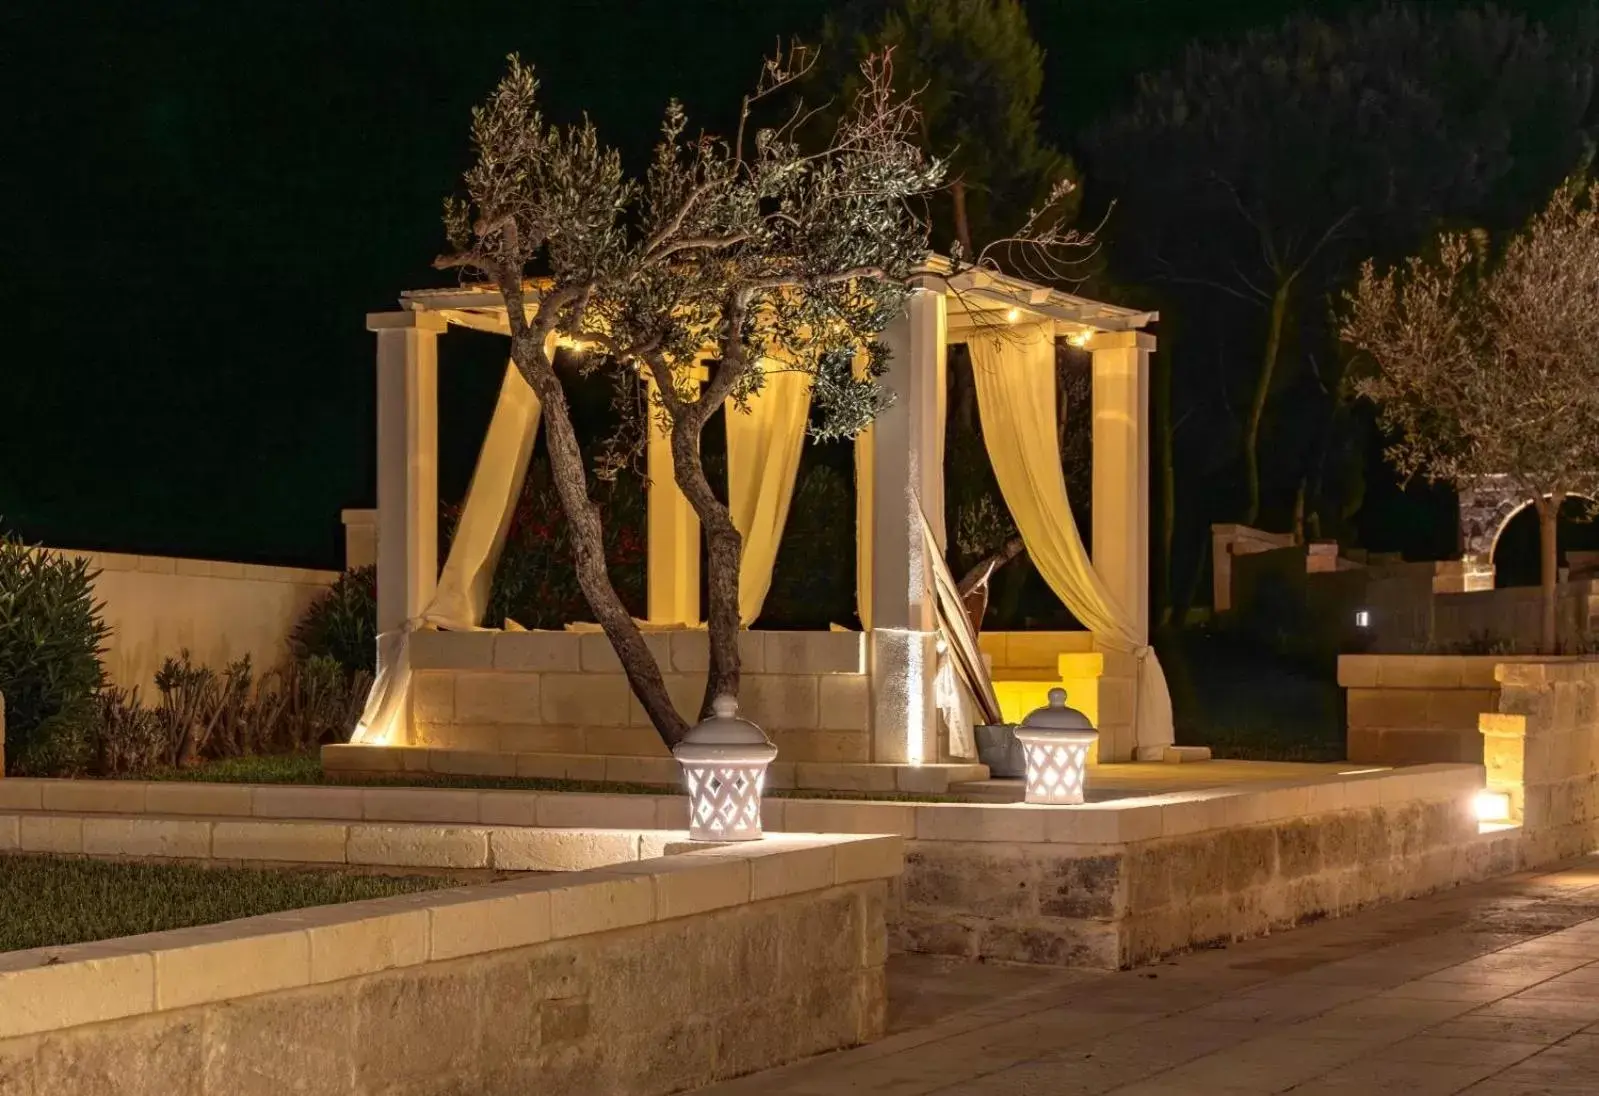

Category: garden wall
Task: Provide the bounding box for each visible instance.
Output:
[1432,580,1599,651]
[889,764,1497,968]
[1480,660,1599,866]
[1340,654,1599,766]
[12,765,1497,970]
[1340,655,1512,766]
[52,549,338,691]
[0,830,897,1095]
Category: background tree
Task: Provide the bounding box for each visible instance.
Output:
[438,51,942,745]
[1085,4,1597,616]
[817,0,1074,259]
[1342,177,1599,654]
[818,0,1088,629]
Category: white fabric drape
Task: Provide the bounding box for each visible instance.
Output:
[967,327,1174,753]
[428,361,543,629]
[725,365,812,626]
[854,354,876,631]
[353,359,542,744]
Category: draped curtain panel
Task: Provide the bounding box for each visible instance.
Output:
[354,359,542,744]
[725,364,813,626]
[967,327,1174,753]
[427,361,544,630]
[853,354,876,631]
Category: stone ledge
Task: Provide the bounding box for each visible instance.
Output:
[0,831,900,1040]
[4,763,1483,851]
[322,743,985,793]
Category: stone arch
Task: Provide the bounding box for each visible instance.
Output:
[1458,475,1598,584]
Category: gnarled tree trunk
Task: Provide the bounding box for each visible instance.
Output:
[509,330,691,746]
[669,420,743,719]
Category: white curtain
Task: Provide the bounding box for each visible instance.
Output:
[854,354,876,631]
[353,359,543,744]
[725,365,812,626]
[428,361,543,629]
[967,327,1174,754]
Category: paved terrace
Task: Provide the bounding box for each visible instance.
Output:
[698,856,1599,1095]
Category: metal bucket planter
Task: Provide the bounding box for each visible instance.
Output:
[975,723,1026,779]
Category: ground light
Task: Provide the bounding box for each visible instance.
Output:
[1014,688,1098,805]
[672,695,778,842]
[1474,790,1512,824]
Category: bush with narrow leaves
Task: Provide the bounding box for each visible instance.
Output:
[292,565,377,674]
[91,652,373,776]
[0,535,109,774]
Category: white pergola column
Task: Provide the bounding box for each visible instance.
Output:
[1090,331,1154,639]
[369,311,445,634]
[645,375,701,625]
[863,287,946,764]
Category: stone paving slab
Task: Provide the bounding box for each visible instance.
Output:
[692,855,1599,1095]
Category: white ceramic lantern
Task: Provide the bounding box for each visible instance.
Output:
[672,695,779,842]
[1014,688,1097,805]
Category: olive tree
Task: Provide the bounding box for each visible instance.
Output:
[436,50,944,745]
[1342,177,1599,653]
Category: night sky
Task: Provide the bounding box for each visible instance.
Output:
[2,0,1588,573]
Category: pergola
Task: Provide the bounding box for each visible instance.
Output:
[362,263,1172,763]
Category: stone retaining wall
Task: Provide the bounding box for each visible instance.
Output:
[2,765,1491,971]
[409,629,872,764]
[1341,654,1599,767]
[0,833,897,1095]
[893,766,1494,968]
[1481,660,1599,867]
[1341,655,1522,765]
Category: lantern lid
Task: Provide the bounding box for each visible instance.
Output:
[682,696,771,746]
[1019,688,1096,733]
[672,695,778,764]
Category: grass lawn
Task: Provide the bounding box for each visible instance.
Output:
[0,855,452,953]
[129,753,962,802]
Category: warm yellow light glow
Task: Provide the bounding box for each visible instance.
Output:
[1067,330,1092,348]
[1474,791,1512,823]
[1006,307,1021,324]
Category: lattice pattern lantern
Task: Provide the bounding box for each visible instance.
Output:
[1014,688,1098,805]
[672,695,779,842]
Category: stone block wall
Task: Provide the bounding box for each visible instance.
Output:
[1340,655,1526,765]
[1481,660,1599,866]
[409,629,870,763]
[0,836,896,1096]
[891,766,1487,969]
[43,549,337,692]
[1432,581,1599,652]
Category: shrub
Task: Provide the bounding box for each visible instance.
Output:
[92,686,169,776]
[90,653,373,776]
[0,535,109,774]
[292,565,377,674]
[763,462,856,629]
[479,459,646,630]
